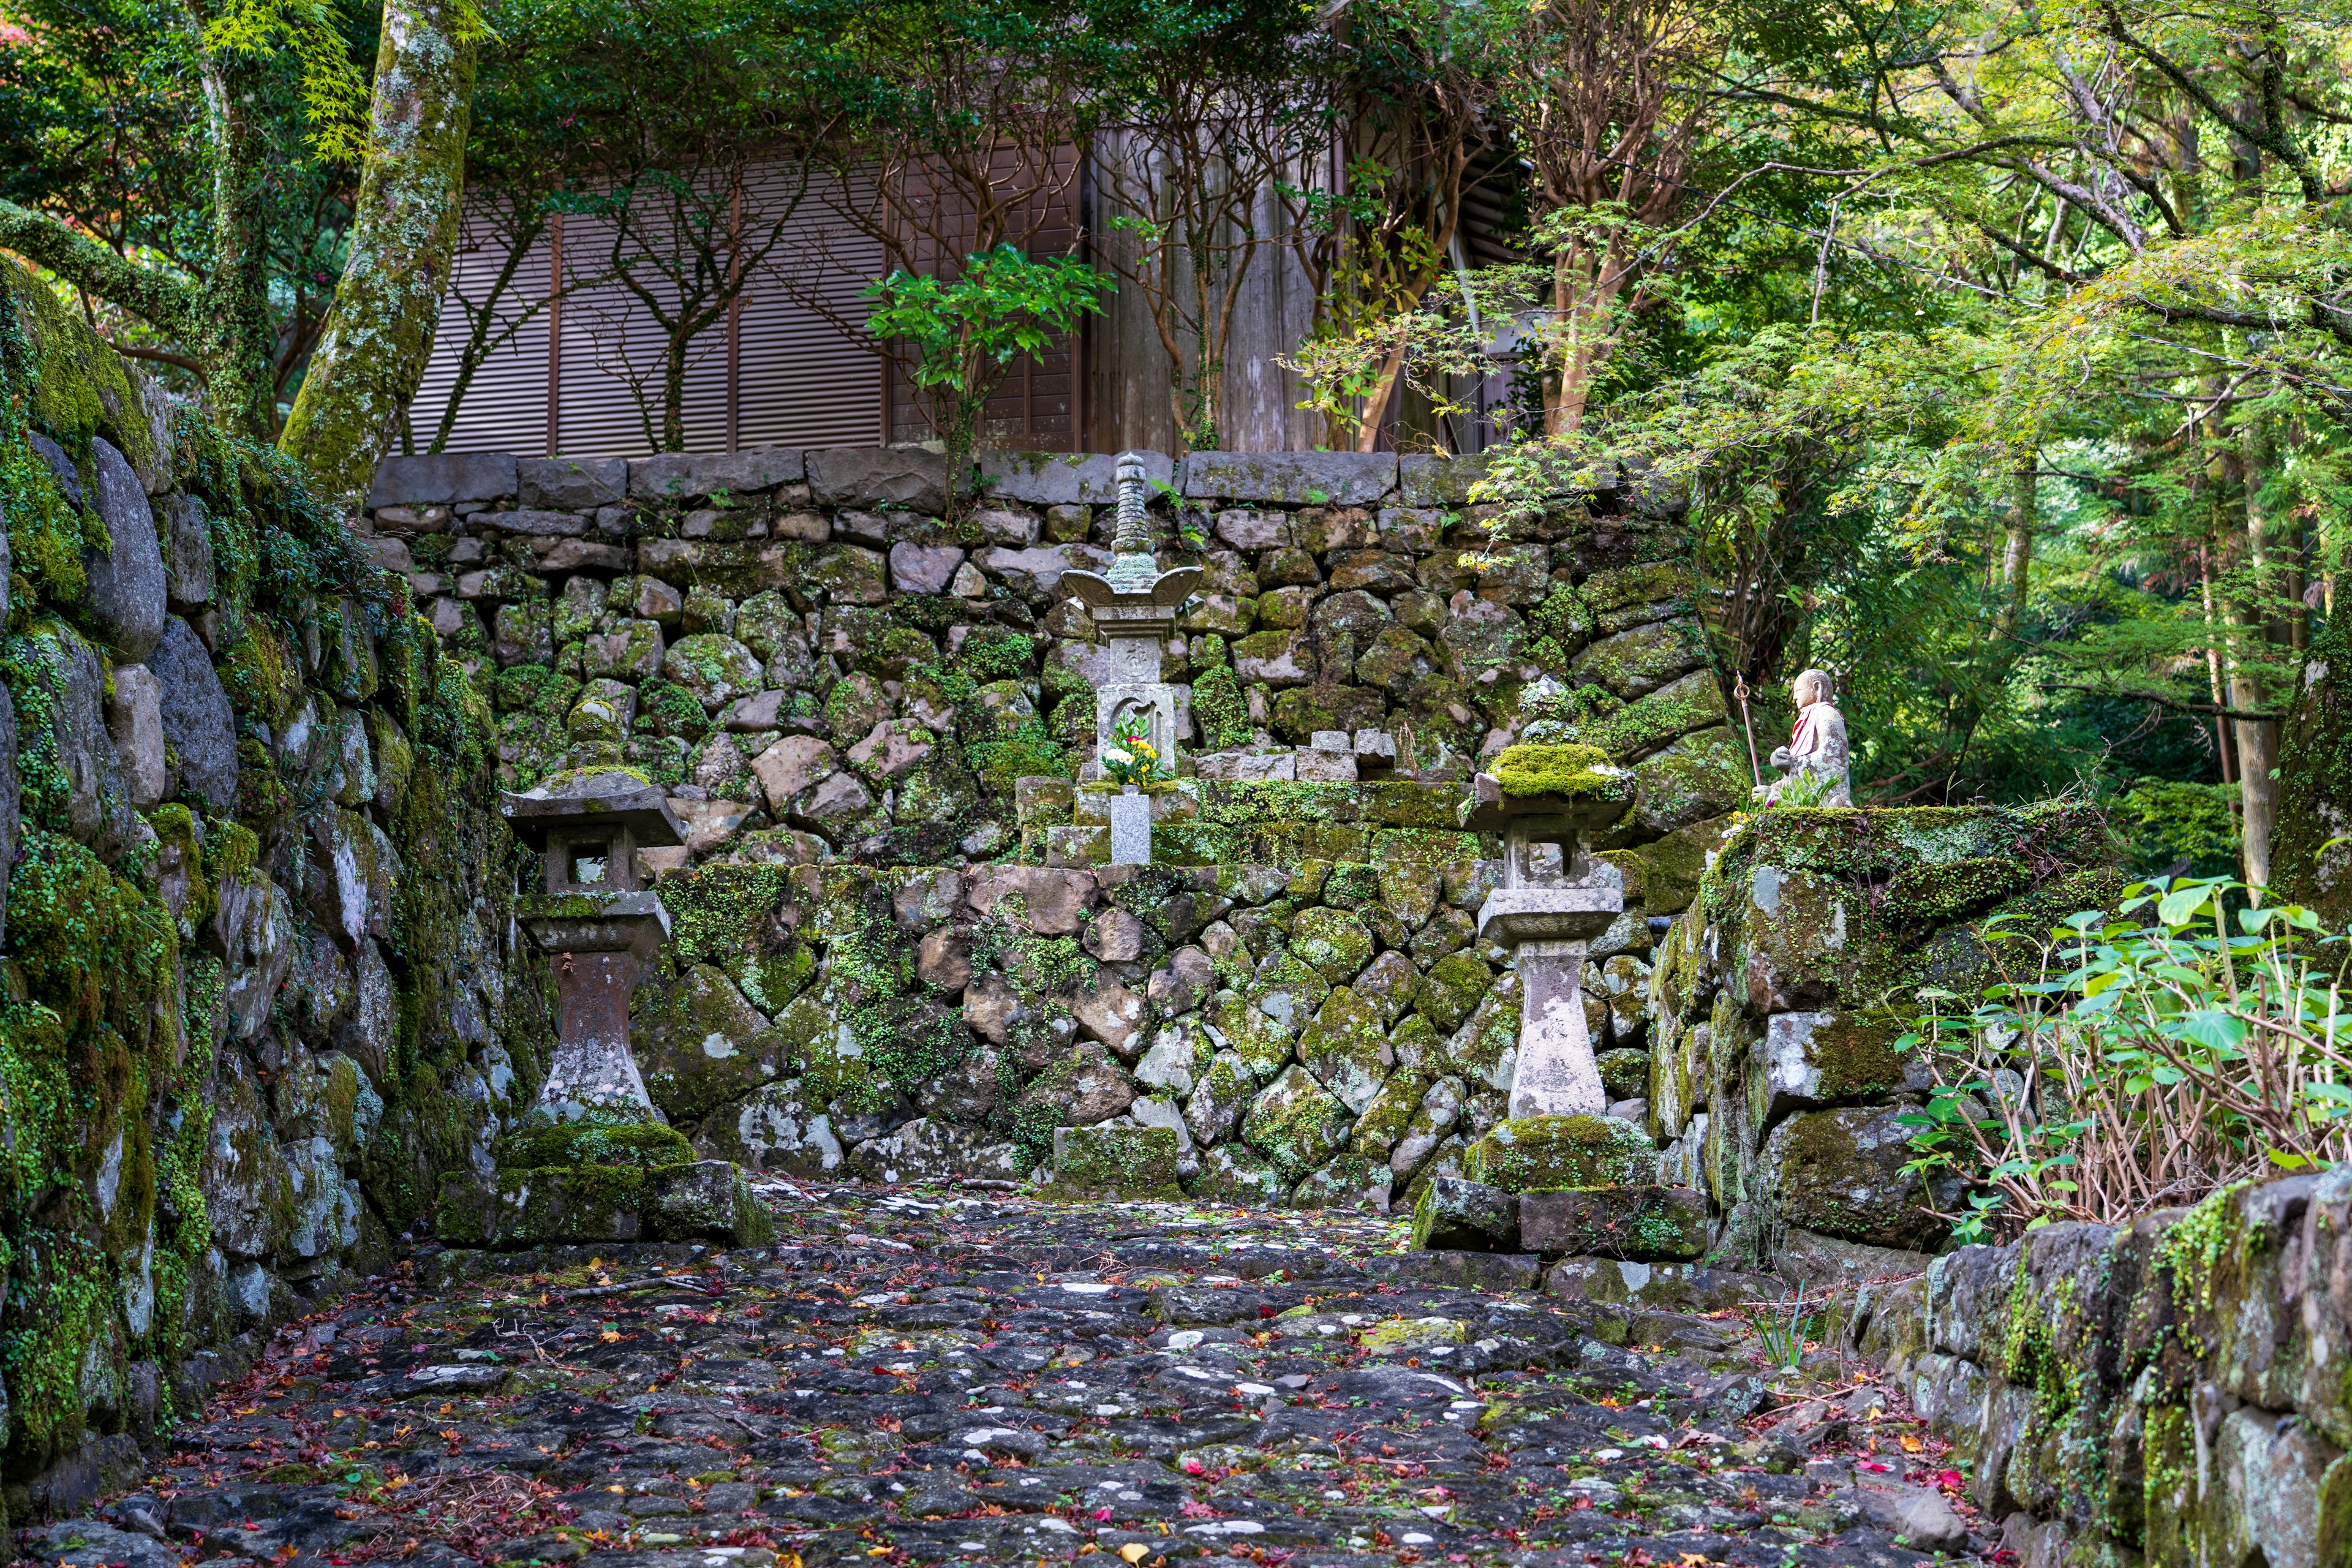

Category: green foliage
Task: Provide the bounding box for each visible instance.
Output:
[1898,877,2352,1241]
[200,0,372,160]
[862,244,1110,505]
[2111,781,2239,879]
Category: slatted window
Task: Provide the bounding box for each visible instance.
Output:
[406,162,889,456]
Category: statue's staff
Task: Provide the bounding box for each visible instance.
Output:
[1733,673,1762,788]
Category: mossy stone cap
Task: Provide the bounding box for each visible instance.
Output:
[1493,743,1626,799]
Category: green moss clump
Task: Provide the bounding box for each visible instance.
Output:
[1191,663,1253,751]
[1462,1114,1654,1194]
[1493,743,1623,798]
[494,1121,694,1170]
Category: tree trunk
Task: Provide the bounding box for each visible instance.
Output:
[1991,457,2035,644]
[280,0,480,502]
[2274,613,2352,927]
[189,23,279,439]
[2233,417,2280,885]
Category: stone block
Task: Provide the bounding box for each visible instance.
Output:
[434,1161,774,1248]
[1749,1011,1915,1123]
[1396,453,1509,507]
[1051,1123,1183,1197]
[1629,726,1751,836]
[1517,1185,1708,1261]
[1462,1114,1656,1193]
[1541,1256,1765,1311]
[1570,621,1707,700]
[807,447,948,511]
[369,452,517,507]
[519,456,627,510]
[479,507,588,537]
[1755,1106,1958,1252]
[890,540,965,594]
[850,1118,1030,1184]
[628,447,802,501]
[1409,1174,1519,1251]
[981,450,1171,505]
[1180,451,1398,506]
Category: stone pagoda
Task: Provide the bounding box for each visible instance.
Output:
[1060,451,1202,864]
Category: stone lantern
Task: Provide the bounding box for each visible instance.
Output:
[501,769,685,1123]
[1061,451,1202,865]
[1461,747,1632,1119]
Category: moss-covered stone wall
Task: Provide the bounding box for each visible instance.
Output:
[364,442,1751,1219]
[0,260,551,1517]
[1855,1173,2351,1568]
[364,445,1747,877]
[1653,804,2120,1268]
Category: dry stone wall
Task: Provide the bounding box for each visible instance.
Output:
[1648,804,2120,1270]
[0,262,551,1520]
[1856,1173,2351,1568]
[364,443,1759,1210]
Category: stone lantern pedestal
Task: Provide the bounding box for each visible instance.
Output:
[504,772,683,1123]
[434,771,772,1250]
[1411,745,1702,1268]
[1461,760,1630,1120]
[1061,451,1201,867]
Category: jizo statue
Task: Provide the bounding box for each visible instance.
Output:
[1755,668,1852,807]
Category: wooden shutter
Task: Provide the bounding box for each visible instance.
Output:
[405,160,883,457]
[405,210,553,454]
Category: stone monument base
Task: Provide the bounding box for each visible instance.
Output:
[434,1124,772,1248]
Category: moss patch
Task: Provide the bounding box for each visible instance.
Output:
[1462,1115,1654,1194]
[1493,743,1624,799]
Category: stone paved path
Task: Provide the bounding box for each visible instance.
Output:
[19,1185,1982,1568]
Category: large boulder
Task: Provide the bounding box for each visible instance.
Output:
[1050,1123,1182,1197]
[1409,1175,1519,1251]
[850,1118,1027,1184]
[148,617,239,813]
[1241,1064,1353,1184]
[30,434,167,660]
[637,965,790,1126]
[1755,1105,1954,1252]
[1517,1185,1707,1261]
[105,663,166,808]
[13,620,134,861]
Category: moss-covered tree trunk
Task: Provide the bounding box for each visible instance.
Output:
[2272,618,2352,928]
[279,0,480,506]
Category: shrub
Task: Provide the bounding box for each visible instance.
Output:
[1899,875,2352,1242]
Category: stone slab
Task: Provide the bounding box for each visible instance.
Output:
[370,453,518,507]
[981,451,1173,505]
[1180,451,1398,506]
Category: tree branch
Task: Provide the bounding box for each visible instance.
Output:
[0,201,202,339]
[115,344,209,374]
[2051,680,2277,722]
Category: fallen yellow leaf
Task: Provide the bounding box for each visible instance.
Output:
[601,1331,622,1344]
[1901,1434,1923,1453]
[1120,1546,1150,1565]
